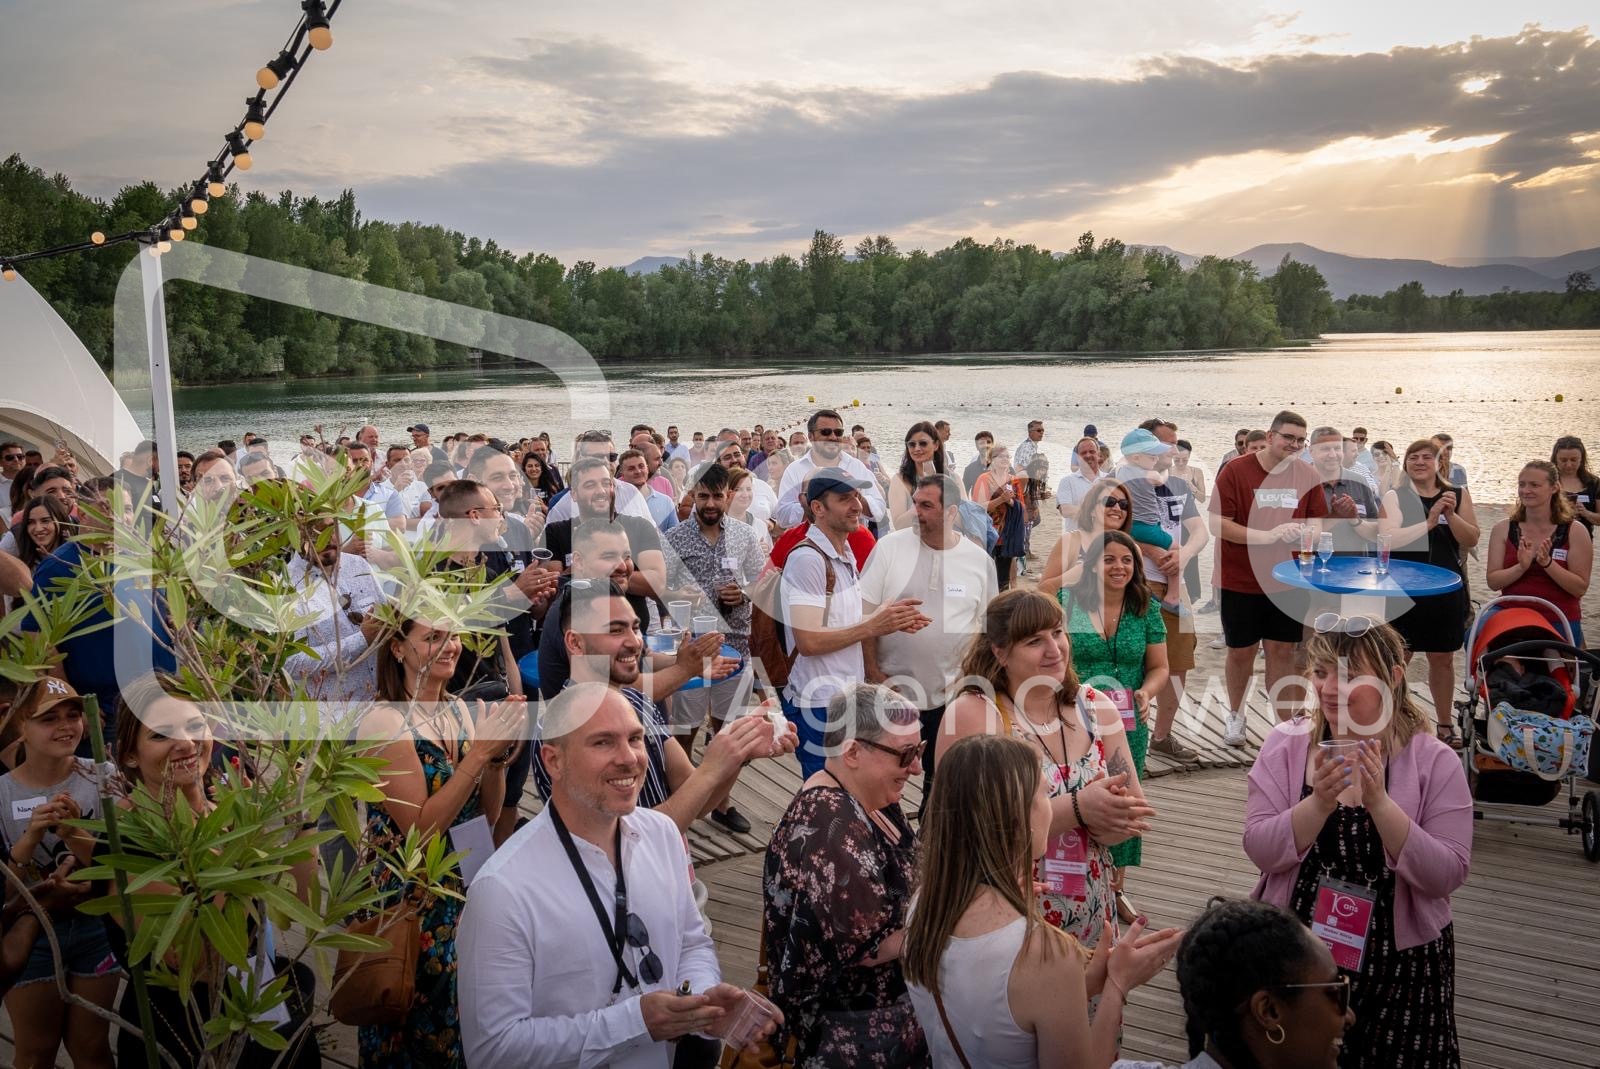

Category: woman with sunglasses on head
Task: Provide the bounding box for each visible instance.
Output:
[1062,531,1169,924]
[1486,459,1593,648]
[1040,479,1135,596]
[1244,618,1470,1069]
[356,616,528,1069]
[764,683,930,1068]
[890,422,959,530]
[1112,898,1354,1069]
[938,589,1154,953]
[906,735,1182,1069]
[1377,440,1479,747]
[1366,442,1401,496]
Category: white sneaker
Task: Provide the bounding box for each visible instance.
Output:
[1208,636,1226,649]
[1223,712,1249,747]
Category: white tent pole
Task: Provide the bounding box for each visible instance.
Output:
[139,248,182,506]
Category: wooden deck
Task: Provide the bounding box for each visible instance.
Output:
[7,688,1597,1068]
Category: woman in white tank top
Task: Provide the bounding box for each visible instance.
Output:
[903,735,1183,1069]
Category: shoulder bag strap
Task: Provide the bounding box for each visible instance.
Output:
[931,987,975,1069]
[790,540,837,625]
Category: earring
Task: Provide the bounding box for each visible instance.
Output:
[1265,1024,1286,1046]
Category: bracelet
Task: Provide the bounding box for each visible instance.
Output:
[1070,787,1086,829]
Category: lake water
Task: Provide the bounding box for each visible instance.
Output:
[151,330,1600,498]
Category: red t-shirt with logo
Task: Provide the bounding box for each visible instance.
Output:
[1210,454,1329,594]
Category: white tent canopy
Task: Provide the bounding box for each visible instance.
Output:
[0,274,144,477]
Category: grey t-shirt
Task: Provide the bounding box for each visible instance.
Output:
[0,759,109,869]
[1115,462,1166,532]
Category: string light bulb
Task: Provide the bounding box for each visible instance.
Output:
[243,97,268,140]
[206,164,227,198]
[180,208,197,230]
[256,49,297,90]
[302,0,333,50]
[91,231,106,245]
[227,132,253,170]
[157,239,172,253]
[170,228,186,242]
[2,264,16,282]
[190,183,209,214]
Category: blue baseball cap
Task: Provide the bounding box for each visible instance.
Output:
[1120,428,1174,456]
[805,467,872,502]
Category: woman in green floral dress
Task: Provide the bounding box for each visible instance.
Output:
[1058,530,1168,923]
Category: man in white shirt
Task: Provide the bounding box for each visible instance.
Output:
[1056,435,1106,531]
[1013,419,1044,471]
[282,519,384,710]
[548,430,655,524]
[663,425,691,464]
[781,468,929,777]
[619,449,680,533]
[774,410,888,529]
[861,474,996,797]
[0,441,25,512]
[458,683,777,1068]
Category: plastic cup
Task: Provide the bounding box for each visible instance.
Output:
[668,600,693,629]
[646,628,679,655]
[715,988,780,1049]
[529,547,553,562]
[692,614,719,637]
[1376,535,1392,576]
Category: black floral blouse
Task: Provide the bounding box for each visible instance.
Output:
[763,785,929,1069]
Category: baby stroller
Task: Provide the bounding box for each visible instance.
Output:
[1460,595,1600,861]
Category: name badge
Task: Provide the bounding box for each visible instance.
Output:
[1553,548,1569,562]
[509,558,526,576]
[1102,687,1137,732]
[1311,876,1376,972]
[564,553,574,567]
[945,583,967,598]
[1255,488,1298,510]
[721,556,739,573]
[1577,495,1591,504]
[11,796,47,821]
[449,814,497,888]
[1039,828,1089,899]
[1355,504,1367,517]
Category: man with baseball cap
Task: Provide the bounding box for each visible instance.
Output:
[779,468,929,777]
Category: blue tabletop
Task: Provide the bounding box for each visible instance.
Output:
[1271,556,1462,597]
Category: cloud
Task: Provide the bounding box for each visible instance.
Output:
[350,26,1600,259]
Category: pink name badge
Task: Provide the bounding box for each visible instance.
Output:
[1040,828,1089,900]
[1104,687,1137,732]
[1311,877,1376,972]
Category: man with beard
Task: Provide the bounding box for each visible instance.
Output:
[541,458,666,608]
[663,463,769,833]
[458,681,782,1069]
[547,430,655,524]
[283,516,385,708]
[774,409,888,529]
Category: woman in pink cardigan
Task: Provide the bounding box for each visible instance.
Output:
[1244,617,1471,1069]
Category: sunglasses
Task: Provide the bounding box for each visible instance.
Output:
[1313,612,1378,637]
[857,737,926,768]
[907,439,935,448]
[1275,975,1351,1015]
[813,428,847,438]
[1,453,23,462]
[1101,496,1129,510]
[623,912,664,987]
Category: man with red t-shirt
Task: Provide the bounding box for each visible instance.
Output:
[1209,409,1328,745]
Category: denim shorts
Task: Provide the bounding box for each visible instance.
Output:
[15,913,121,987]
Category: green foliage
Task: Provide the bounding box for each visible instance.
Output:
[1330,282,1600,332]
[6,155,1305,376]
[1266,254,1334,337]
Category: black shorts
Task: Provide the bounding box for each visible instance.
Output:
[1221,588,1307,647]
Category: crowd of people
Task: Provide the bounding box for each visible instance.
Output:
[0,406,1590,1069]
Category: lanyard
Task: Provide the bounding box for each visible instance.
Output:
[547,801,637,994]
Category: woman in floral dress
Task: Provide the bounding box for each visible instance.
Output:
[939,588,1154,950]
[765,684,930,1068]
[357,618,526,1068]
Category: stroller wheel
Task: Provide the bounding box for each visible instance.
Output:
[1584,792,1600,864]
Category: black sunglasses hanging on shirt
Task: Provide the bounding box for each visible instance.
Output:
[548,801,664,994]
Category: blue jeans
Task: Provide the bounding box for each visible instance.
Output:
[1568,620,1586,649]
[781,694,829,779]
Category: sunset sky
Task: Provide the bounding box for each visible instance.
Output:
[3,1,1597,265]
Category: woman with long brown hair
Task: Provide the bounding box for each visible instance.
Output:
[1486,459,1593,648]
[1039,478,1134,595]
[356,617,526,1069]
[1551,435,1600,532]
[905,734,1180,1068]
[1378,440,1479,746]
[936,589,1153,951]
[1245,618,1470,1068]
[890,422,958,530]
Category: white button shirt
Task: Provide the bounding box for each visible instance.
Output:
[547,479,655,525]
[458,805,721,1069]
[774,450,887,528]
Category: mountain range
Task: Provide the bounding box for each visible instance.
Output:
[622,244,1600,300]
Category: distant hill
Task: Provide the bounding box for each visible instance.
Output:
[621,255,686,275]
[1437,248,1600,280]
[1128,244,1201,269]
[1232,243,1567,299]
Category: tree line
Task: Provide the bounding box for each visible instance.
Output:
[1328,276,1600,332]
[2,154,1593,383]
